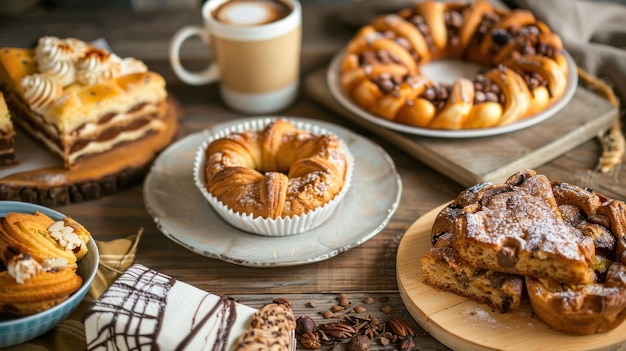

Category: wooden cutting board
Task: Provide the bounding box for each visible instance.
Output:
[396,203,626,351]
[305,67,619,187]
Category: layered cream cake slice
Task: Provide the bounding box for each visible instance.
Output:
[84,264,259,351]
[0,37,168,169]
[0,92,17,166]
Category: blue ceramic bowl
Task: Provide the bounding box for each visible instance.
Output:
[0,201,99,348]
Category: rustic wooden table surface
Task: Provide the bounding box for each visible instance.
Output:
[1,2,625,350]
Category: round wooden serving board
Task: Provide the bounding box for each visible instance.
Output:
[0,96,181,206]
[396,203,626,351]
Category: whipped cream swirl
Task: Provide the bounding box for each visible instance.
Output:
[38,59,76,87]
[76,48,122,86]
[35,36,87,87]
[21,73,63,113]
[121,57,148,76]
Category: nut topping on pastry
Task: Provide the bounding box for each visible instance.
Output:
[7,254,42,284]
[340,0,570,130]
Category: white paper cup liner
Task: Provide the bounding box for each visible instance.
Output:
[193,117,354,236]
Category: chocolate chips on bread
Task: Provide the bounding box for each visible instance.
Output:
[421,169,626,335]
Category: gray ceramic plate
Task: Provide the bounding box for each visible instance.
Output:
[143,117,402,267]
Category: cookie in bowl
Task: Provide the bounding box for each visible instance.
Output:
[194,118,353,236]
[420,169,626,335]
[0,201,98,347]
[339,0,570,130]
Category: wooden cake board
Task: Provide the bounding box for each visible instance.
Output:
[0,96,181,206]
[305,67,619,187]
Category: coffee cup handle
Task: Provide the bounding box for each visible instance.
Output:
[169,26,220,85]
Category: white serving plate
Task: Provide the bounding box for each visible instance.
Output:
[327,49,578,138]
[143,117,402,267]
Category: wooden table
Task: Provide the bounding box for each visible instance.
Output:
[1,3,624,351]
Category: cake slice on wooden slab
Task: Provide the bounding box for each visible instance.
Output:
[0,37,168,169]
[0,92,17,166]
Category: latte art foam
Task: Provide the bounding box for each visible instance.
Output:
[213,0,290,26]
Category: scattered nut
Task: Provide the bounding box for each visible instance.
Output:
[370,317,380,326]
[320,322,356,339]
[339,297,350,307]
[331,305,345,312]
[347,334,370,351]
[389,318,415,338]
[308,300,318,308]
[381,305,392,314]
[362,296,375,304]
[354,306,366,313]
[300,331,321,349]
[322,311,334,319]
[398,334,415,351]
[296,315,316,334]
[380,336,390,346]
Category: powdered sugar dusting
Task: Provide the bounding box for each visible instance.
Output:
[464,175,588,260]
[464,306,498,325]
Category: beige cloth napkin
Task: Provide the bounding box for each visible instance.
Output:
[4,230,143,351]
[511,0,626,104]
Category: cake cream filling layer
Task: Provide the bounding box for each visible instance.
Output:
[84,264,257,351]
[8,90,166,166]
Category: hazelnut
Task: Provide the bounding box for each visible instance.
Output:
[362,296,375,304]
[347,334,370,351]
[398,334,415,351]
[296,316,316,334]
[331,305,345,312]
[339,297,350,307]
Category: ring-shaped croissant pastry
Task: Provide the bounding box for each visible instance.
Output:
[203,119,349,220]
[339,0,571,130]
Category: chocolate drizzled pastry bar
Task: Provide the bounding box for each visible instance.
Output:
[84,264,259,351]
[0,37,167,169]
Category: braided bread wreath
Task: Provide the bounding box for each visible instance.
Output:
[193,118,353,236]
[332,0,576,134]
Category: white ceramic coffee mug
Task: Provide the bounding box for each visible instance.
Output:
[169,0,301,114]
